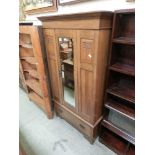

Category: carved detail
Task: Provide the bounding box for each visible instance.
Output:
[82,41,92,49]
[80,39,94,64]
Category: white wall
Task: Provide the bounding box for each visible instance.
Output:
[26,0,135,25]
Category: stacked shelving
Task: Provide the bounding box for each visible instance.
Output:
[19,24,53,118]
[99,9,135,155]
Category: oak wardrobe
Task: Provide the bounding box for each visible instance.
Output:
[39,12,113,143]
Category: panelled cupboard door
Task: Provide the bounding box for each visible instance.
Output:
[55,29,79,113]
[43,29,60,102]
[77,30,98,124]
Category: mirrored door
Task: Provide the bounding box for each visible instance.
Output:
[58,36,76,108]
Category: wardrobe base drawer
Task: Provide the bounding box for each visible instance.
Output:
[55,102,99,144]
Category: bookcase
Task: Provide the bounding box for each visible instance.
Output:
[19,24,53,119]
[99,9,135,154]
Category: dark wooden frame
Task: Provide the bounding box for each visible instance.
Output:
[25,0,57,15]
[99,8,135,155]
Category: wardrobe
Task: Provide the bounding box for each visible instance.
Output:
[39,12,113,143]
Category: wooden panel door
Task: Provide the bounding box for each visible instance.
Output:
[55,29,78,113]
[77,30,99,124]
[43,29,60,102]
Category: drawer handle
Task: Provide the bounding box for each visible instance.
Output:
[58,108,63,113]
[79,124,85,130]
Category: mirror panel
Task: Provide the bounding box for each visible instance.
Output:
[58,37,75,107]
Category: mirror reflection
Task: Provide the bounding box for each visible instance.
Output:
[58,37,75,107]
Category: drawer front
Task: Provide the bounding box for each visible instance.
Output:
[55,104,93,138]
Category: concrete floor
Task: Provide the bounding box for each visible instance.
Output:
[19,88,116,155]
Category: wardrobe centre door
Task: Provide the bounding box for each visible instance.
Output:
[77,30,98,124]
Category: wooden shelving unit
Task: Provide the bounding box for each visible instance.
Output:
[19,24,53,119]
[105,97,135,121]
[107,73,135,103]
[99,9,135,155]
[100,126,129,155]
[102,119,135,144]
[109,62,134,76]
